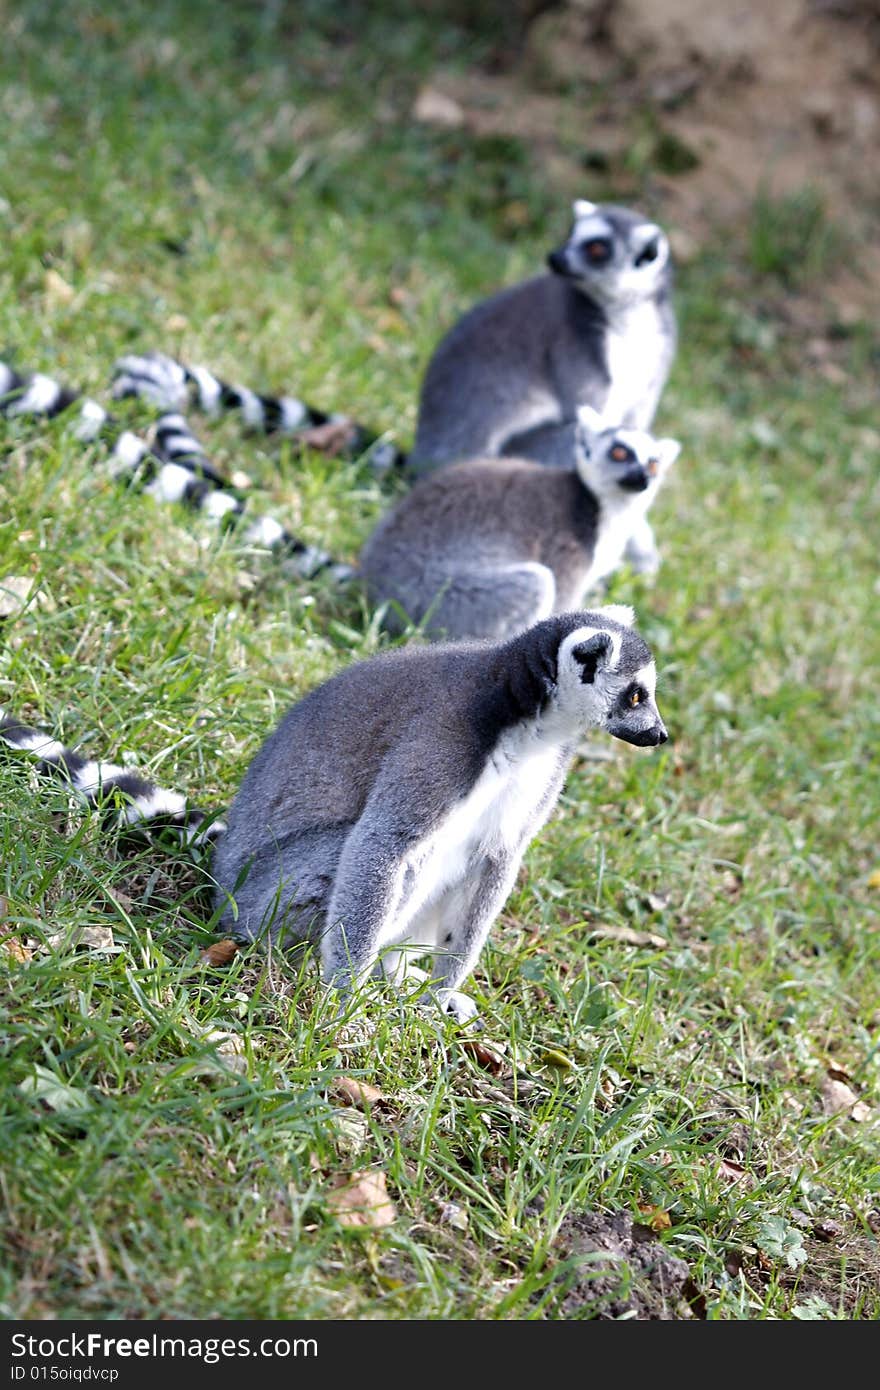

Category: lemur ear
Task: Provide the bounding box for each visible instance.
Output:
[576,404,605,455]
[571,631,613,684]
[656,438,681,472]
[593,604,635,628]
[577,404,605,433]
[573,199,597,219]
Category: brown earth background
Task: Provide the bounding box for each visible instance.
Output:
[414,0,880,320]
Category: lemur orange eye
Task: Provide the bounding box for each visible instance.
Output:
[630,689,641,707]
[585,238,611,262]
[610,445,628,462]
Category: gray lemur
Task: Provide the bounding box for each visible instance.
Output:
[213,609,667,1022]
[360,406,680,642]
[410,198,676,572]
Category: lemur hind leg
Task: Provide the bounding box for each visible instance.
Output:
[421,561,556,643]
[427,858,521,1024]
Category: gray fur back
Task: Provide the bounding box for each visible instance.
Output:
[410,275,608,472]
[359,459,598,641]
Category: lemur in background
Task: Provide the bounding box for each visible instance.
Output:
[2,198,675,574]
[213,608,667,1022]
[360,406,680,642]
[410,199,676,573]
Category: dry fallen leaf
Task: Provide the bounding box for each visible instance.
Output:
[1,935,32,963]
[824,1060,852,1082]
[80,925,115,952]
[44,268,76,307]
[717,1157,748,1185]
[638,1203,672,1232]
[19,1065,91,1113]
[388,285,413,310]
[201,938,240,966]
[332,1076,385,1110]
[296,419,358,456]
[460,1038,506,1076]
[0,575,35,620]
[334,1111,370,1154]
[586,924,668,949]
[597,1074,616,1108]
[439,1201,469,1231]
[821,1074,869,1119]
[326,1170,396,1230]
[44,924,117,953]
[867,869,880,890]
[412,86,465,128]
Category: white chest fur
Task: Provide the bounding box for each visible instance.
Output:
[601,301,667,429]
[387,730,563,945]
[581,489,656,592]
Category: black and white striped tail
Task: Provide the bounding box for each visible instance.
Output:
[0,359,110,440]
[0,359,354,582]
[0,712,225,849]
[112,350,407,472]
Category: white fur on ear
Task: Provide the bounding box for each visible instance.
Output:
[572,199,597,219]
[557,625,623,693]
[576,404,606,435]
[593,604,636,628]
[656,438,681,471]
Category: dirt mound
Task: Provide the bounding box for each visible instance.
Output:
[418,0,880,308]
[553,1209,693,1318]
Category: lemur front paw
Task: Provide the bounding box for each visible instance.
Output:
[436,988,479,1025]
[113,352,189,411]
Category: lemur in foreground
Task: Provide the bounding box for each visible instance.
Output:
[410,199,676,574]
[213,609,667,1022]
[360,407,680,642]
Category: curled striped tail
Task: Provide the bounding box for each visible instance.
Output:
[0,712,225,850]
[0,358,354,582]
[112,350,407,473]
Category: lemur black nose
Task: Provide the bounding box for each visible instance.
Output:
[547,249,568,275]
[656,724,669,745]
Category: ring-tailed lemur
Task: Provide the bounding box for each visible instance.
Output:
[0,712,223,847]
[0,360,353,581]
[213,608,667,1022]
[360,406,680,641]
[409,198,676,572]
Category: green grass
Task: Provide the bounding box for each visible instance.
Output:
[2,1,879,1321]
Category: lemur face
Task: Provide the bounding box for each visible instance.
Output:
[575,405,680,502]
[555,609,668,748]
[547,199,670,305]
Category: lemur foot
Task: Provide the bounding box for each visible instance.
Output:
[436,988,479,1025]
